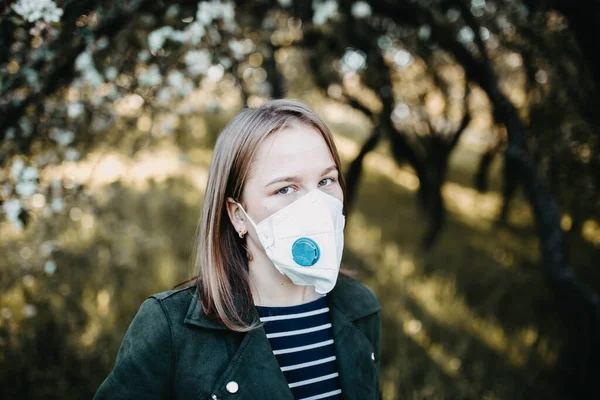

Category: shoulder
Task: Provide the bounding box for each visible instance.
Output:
[150,285,196,302]
[330,274,381,318]
[148,285,198,308]
[148,284,228,331]
[147,285,197,316]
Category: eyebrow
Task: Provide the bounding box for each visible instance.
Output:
[265,165,338,187]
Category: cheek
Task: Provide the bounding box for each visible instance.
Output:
[257,195,298,221]
[240,179,271,223]
[246,195,288,225]
[330,183,344,204]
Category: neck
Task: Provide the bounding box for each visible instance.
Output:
[248,252,321,307]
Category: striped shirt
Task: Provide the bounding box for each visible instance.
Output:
[256,296,342,400]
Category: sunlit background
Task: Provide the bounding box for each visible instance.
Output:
[1,1,599,399]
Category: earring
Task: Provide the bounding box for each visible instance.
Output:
[238,230,246,239]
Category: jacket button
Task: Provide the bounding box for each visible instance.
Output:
[226,381,239,394]
[371,352,375,361]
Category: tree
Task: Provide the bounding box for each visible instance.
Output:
[1,0,598,398]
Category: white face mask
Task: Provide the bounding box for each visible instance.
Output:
[237,189,345,294]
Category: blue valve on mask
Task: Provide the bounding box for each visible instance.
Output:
[291,238,320,266]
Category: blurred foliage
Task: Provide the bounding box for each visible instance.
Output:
[1,0,599,399]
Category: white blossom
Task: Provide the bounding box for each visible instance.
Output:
[75,52,93,70]
[312,0,338,25]
[104,66,118,81]
[221,3,235,23]
[480,27,490,41]
[16,181,37,197]
[3,199,21,218]
[206,25,222,45]
[394,49,412,68]
[144,3,234,54]
[83,69,104,87]
[186,22,206,45]
[148,26,174,52]
[392,103,410,122]
[170,30,189,43]
[166,4,180,18]
[12,0,63,23]
[138,50,151,62]
[196,1,235,25]
[156,87,173,105]
[64,148,80,161]
[418,25,431,41]
[167,70,186,89]
[228,39,249,60]
[50,198,64,213]
[22,304,37,318]
[184,49,212,76]
[22,67,40,87]
[206,64,224,82]
[351,2,371,19]
[67,102,85,119]
[10,163,38,197]
[219,57,232,69]
[536,69,548,84]
[3,199,23,229]
[96,37,110,49]
[19,117,33,136]
[458,26,475,44]
[196,2,218,25]
[10,159,25,180]
[446,8,461,23]
[167,70,195,95]
[138,64,163,86]
[277,0,292,7]
[21,166,38,181]
[341,49,367,73]
[181,81,195,96]
[91,116,110,132]
[50,128,75,146]
[44,260,57,275]
[75,51,104,87]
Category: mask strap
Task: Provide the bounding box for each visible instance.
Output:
[236,202,259,231]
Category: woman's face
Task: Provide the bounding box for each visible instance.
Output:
[228,124,343,248]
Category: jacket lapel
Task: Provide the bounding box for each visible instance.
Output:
[184,294,294,399]
[209,326,296,400]
[328,277,381,400]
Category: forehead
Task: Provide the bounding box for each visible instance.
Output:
[250,125,336,182]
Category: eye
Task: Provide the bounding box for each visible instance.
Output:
[277,186,294,195]
[318,177,335,187]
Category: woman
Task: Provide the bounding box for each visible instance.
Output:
[94,99,381,400]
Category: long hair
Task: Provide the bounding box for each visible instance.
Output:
[195,99,346,331]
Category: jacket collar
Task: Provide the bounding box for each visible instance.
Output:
[183,274,381,330]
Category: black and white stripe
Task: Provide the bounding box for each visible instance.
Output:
[256,296,342,400]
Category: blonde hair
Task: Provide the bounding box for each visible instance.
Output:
[195,99,346,331]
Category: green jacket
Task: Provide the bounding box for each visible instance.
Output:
[94,275,381,399]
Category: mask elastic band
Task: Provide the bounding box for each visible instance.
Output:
[236,202,259,231]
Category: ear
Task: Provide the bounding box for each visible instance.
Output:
[226,197,249,237]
